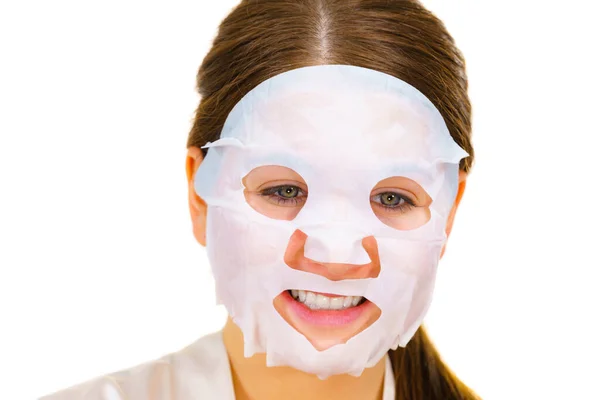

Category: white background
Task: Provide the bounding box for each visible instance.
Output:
[1,1,599,399]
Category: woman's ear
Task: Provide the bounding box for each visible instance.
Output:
[186,146,207,246]
[440,170,468,258]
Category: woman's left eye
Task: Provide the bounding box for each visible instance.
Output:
[259,185,307,206]
[371,192,415,212]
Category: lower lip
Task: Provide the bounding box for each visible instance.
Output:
[280,290,372,327]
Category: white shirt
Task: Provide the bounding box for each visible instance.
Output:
[40,331,396,399]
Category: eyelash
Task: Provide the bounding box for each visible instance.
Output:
[260,186,416,212]
[259,185,307,206]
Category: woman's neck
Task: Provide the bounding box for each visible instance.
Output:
[222,317,387,400]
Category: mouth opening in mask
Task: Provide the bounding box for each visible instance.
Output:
[273,289,381,351]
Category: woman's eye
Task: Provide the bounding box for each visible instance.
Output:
[259,185,306,206]
[371,192,415,212]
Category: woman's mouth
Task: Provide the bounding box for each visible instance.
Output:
[273,289,381,350]
[287,289,366,311]
[277,289,374,328]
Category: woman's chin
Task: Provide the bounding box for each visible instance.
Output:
[272,289,381,351]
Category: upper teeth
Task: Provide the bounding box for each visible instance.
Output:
[290,289,363,310]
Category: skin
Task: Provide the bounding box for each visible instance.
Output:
[185,146,467,400]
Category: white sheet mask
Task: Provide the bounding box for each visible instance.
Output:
[194,65,468,378]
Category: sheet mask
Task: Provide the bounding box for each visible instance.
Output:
[194,65,468,378]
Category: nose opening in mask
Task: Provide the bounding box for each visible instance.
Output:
[284,229,381,280]
[370,175,432,230]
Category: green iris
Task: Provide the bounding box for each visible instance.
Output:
[277,186,299,198]
[381,192,402,206]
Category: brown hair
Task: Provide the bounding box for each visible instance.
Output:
[187,0,478,398]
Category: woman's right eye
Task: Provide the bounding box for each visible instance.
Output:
[259,185,307,207]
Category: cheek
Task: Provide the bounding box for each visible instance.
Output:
[377,238,441,277]
[402,269,437,332]
[208,209,290,269]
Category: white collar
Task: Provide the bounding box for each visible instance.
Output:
[383,353,396,400]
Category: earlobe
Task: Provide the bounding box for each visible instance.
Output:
[186,147,208,246]
[440,170,468,258]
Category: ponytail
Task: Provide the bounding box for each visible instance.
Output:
[389,327,480,400]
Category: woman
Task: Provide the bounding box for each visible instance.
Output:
[42,0,479,399]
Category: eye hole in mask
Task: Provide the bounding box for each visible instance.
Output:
[370,176,432,230]
[243,165,308,221]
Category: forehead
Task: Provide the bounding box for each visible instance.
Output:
[246,89,435,163]
[219,66,453,166]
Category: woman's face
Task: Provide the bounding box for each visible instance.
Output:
[187,148,466,352]
[189,66,469,375]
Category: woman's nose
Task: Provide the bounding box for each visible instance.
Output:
[302,225,370,265]
[283,229,381,281]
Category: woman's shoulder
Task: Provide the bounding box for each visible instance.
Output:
[39,330,235,400]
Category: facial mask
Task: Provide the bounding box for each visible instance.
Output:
[194,64,468,378]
